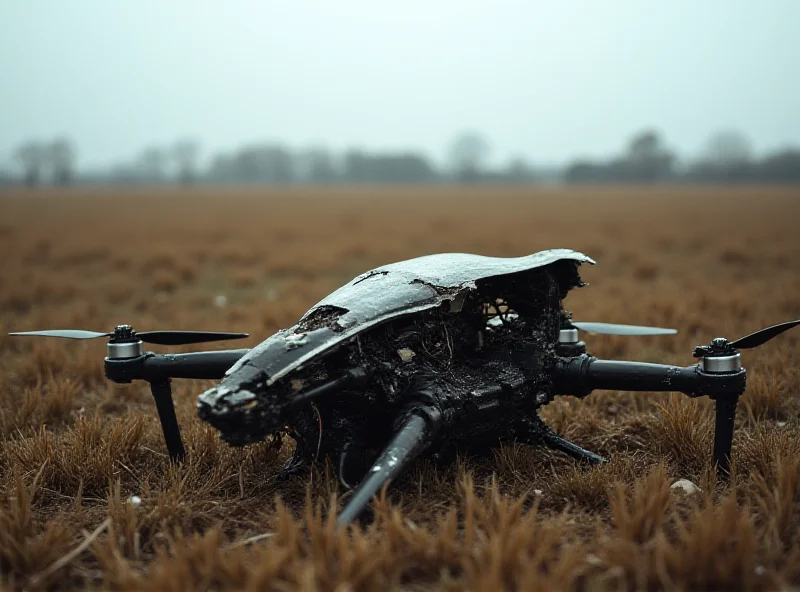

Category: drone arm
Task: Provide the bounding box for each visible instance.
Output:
[336,400,442,530]
[552,355,745,399]
[141,349,251,380]
[105,349,251,383]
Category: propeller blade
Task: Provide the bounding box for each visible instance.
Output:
[728,319,800,350]
[8,329,249,346]
[136,331,249,345]
[8,329,112,340]
[336,404,441,529]
[571,322,678,336]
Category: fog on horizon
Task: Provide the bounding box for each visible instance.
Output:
[1,0,799,172]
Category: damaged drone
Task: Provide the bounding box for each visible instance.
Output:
[11,249,800,528]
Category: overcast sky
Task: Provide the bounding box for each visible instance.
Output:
[1,0,798,170]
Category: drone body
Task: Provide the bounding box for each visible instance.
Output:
[11,250,799,528]
[198,250,599,487]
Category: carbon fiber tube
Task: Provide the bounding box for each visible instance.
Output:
[105,349,250,383]
[712,395,739,475]
[553,355,746,400]
[336,404,441,529]
[553,356,701,397]
[142,349,251,379]
[149,379,186,463]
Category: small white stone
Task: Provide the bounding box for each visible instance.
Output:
[670,479,702,495]
[129,495,142,507]
[397,348,416,363]
[214,294,228,308]
[533,489,543,496]
[585,554,603,567]
[777,421,787,428]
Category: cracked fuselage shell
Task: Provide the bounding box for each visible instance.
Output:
[197,249,594,455]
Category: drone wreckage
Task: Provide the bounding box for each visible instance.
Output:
[11,249,800,528]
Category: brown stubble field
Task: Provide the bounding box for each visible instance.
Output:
[0,185,799,591]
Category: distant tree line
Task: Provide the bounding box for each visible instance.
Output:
[565,129,800,184]
[11,138,77,187]
[3,129,799,187]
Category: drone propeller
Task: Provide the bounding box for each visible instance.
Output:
[728,319,800,350]
[9,329,114,340]
[9,328,249,346]
[570,322,677,336]
[693,319,800,361]
[486,313,678,337]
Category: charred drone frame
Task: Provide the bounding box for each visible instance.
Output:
[11,248,800,532]
[98,324,748,474]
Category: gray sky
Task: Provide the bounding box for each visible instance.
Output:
[1,0,799,170]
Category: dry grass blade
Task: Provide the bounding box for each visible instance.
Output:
[223,532,275,550]
[29,518,111,585]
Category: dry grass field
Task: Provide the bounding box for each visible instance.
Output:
[1,185,799,591]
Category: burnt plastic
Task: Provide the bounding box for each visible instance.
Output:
[221,250,594,389]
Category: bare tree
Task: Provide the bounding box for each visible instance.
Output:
[505,156,534,183]
[49,138,76,185]
[138,147,167,182]
[173,139,200,185]
[14,142,45,187]
[448,132,490,182]
[296,147,338,183]
[627,130,661,162]
[623,129,675,182]
[706,130,753,167]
